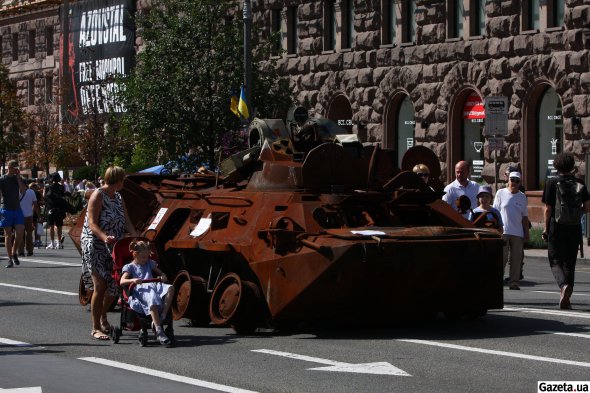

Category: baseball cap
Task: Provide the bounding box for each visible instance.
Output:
[477,185,493,198]
[509,171,521,179]
[7,160,18,168]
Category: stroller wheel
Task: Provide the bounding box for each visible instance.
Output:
[111,326,121,344]
[138,330,148,347]
[164,326,175,347]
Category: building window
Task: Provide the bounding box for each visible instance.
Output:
[470,0,485,36]
[287,6,298,55]
[547,0,564,28]
[341,0,354,49]
[381,0,397,45]
[401,0,416,43]
[448,0,464,39]
[323,1,336,51]
[28,79,35,106]
[45,76,53,103]
[46,26,53,56]
[270,9,282,55]
[28,30,35,59]
[12,33,18,61]
[522,0,540,30]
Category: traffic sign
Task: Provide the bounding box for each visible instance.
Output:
[483,96,508,136]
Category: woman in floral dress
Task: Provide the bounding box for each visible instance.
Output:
[81,166,138,340]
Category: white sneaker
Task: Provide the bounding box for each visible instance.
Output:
[46,242,55,249]
[57,241,64,249]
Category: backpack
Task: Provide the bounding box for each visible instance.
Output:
[555,177,584,225]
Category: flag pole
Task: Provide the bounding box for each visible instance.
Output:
[243,0,252,123]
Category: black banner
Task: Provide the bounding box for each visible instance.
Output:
[62,0,135,120]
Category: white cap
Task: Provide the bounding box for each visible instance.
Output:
[509,171,521,179]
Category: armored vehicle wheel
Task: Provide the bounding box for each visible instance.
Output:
[209,273,262,334]
[172,271,210,325]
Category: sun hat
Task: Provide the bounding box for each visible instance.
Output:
[509,171,521,179]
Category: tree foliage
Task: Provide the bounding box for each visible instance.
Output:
[0,64,25,172]
[120,0,292,167]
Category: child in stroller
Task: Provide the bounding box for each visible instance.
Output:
[119,239,175,346]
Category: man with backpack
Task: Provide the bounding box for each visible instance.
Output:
[542,152,590,309]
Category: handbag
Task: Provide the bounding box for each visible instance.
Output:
[36,222,44,236]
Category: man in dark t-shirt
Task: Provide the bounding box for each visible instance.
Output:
[0,160,27,267]
[541,152,590,310]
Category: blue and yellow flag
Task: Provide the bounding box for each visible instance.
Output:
[238,85,249,119]
[230,89,239,117]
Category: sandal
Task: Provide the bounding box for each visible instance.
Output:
[91,329,109,341]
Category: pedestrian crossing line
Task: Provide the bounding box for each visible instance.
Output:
[79,357,258,393]
[530,290,590,297]
[537,331,590,339]
[14,258,80,267]
[0,282,77,296]
[398,339,590,368]
[0,337,37,347]
[501,306,590,319]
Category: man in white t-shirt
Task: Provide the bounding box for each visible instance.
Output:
[442,160,480,218]
[493,171,530,290]
[18,185,39,257]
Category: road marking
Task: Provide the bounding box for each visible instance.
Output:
[251,349,411,376]
[537,331,590,339]
[0,387,42,392]
[0,283,77,296]
[79,357,258,393]
[17,258,80,267]
[530,290,590,297]
[398,339,590,368]
[0,337,38,347]
[500,306,590,319]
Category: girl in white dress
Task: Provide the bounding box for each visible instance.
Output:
[120,240,174,345]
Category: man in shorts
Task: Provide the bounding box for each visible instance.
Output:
[0,160,27,267]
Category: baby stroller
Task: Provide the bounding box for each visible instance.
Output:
[111,237,175,347]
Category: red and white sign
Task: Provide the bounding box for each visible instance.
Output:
[463,94,485,119]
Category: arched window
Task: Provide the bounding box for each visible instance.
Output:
[537,87,563,189]
[462,92,485,182]
[384,93,415,167]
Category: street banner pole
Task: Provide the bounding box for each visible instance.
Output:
[243,0,252,123]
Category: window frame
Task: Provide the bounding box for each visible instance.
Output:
[287,6,298,55]
[46,26,54,56]
[12,32,18,62]
[323,0,336,51]
[28,79,35,106]
[28,29,36,59]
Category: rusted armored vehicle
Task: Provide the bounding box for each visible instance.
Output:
[73,109,504,333]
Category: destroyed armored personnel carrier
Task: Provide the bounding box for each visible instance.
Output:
[72,108,504,333]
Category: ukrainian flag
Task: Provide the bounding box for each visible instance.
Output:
[230,89,239,118]
[238,85,249,119]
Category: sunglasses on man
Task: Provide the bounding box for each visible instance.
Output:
[509,177,520,183]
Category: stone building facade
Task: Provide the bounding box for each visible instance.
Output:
[253,0,590,195]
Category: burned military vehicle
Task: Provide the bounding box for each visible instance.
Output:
[73,108,504,333]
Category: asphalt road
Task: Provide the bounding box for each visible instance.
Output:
[0,239,589,393]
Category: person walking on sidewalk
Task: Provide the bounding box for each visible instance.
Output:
[542,152,590,309]
[18,183,39,257]
[44,172,66,249]
[0,160,27,267]
[493,171,530,290]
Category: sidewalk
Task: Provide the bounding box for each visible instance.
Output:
[524,244,590,265]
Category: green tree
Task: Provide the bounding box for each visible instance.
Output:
[0,64,25,173]
[121,0,292,167]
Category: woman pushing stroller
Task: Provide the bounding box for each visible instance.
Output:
[119,240,174,345]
